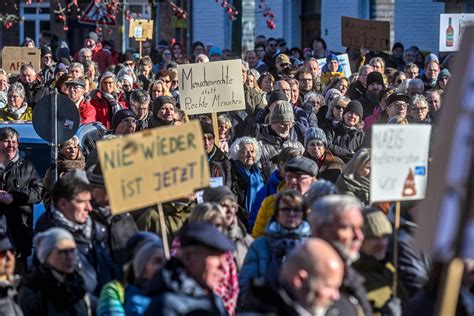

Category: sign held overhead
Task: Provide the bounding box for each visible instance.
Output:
[439,14,474,52]
[177,59,246,115]
[1,47,41,75]
[97,120,210,215]
[341,16,390,51]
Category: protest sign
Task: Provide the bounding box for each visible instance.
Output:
[1,47,41,75]
[178,59,246,115]
[439,14,474,52]
[128,19,154,40]
[370,124,431,203]
[97,120,210,215]
[341,16,390,51]
[317,53,352,78]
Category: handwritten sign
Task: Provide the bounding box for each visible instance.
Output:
[317,53,352,78]
[341,16,390,51]
[1,47,41,75]
[439,14,474,52]
[129,19,153,40]
[371,125,431,203]
[178,59,246,115]
[97,120,210,214]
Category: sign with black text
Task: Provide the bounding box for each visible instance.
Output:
[177,59,246,115]
[341,16,390,51]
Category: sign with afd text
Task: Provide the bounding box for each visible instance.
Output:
[439,14,474,52]
[178,59,246,115]
[1,47,41,75]
[371,125,431,203]
[341,16,390,51]
[97,121,210,215]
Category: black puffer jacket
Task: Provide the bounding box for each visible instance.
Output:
[0,157,43,258]
[145,257,228,316]
[20,79,49,108]
[326,122,365,163]
[208,146,232,187]
[19,265,89,316]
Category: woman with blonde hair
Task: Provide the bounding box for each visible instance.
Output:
[335,148,371,205]
[319,95,350,133]
[148,80,172,101]
[369,57,385,74]
[218,115,233,154]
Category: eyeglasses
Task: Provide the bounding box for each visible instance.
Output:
[285,174,313,182]
[68,85,84,90]
[390,102,408,109]
[279,207,303,215]
[308,140,325,147]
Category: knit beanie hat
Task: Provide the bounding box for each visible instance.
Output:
[344,100,364,118]
[203,186,237,203]
[133,240,164,279]
[270,101,294,124]
[118,75,134,86]
[326,53,338,63]
[41,46,52,57]
[152,95,176,116]
[324,88,342,107]
[392,42,404,51]
[424,53,439,66]
[100,71,117,87]
[363,208,393,239]
[111,109,137,131]
[438,68,451,80]
[366,72,384,87]
[54,63,69,75]
[304,127,328,149]
[268,90,288,106]
[87,31,99,43]
[125,232,162,262]
[34,227,76,264]
[122,52,135,63]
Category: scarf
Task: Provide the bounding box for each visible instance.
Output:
[7,103,28,120]
[265,221,311,286]
[51,207,93,241]
[234,160,264,212]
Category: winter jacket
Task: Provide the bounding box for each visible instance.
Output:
[0,278,23,316]
[144,257,228,316]
[256,125,304,180]
[208,146,232,188]
[136,201,193,248]
[90,204,138,267]
[73,43,114,73]
[0,106,33,121]
[35,210,117,305]
[78,97,97,124]
[249,170,283,230]
[43,152,86,209]
[326,122,365,163]
[358,91,379,119]
[348,80,366,101]
[19,265,90,316]
[251,181,286,238]
[353,254,409,316]
[97,280,125,316]
[336,173,371,205]
[227,219,253,271]
[20,79,49,108]
[239,221,310,302]
[89,89,127,129]
[304,150,345,184]
[0,156,43,258]
[137,111,153,131]
[124,284,150,316]
[230,159,264,213]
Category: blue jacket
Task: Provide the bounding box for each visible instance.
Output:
[248,170,282,230]
[125,284,151,316]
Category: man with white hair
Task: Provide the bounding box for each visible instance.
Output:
[310,195,373,316]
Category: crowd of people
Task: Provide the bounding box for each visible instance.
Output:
[0,29,471,316]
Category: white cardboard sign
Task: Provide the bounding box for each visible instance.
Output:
[317,53,352,78]
[439,14,474,52]
[370,125,431,203]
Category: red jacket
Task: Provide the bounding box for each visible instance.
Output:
[89,90,127,129]
[78,98,97,124]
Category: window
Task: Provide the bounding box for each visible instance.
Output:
[19,2,51,46]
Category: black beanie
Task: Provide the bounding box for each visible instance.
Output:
[200,121,214,135]
[367,71,384,87]
[268,90,288,106]
[152,96,176,116]
[111,109,137,131]
[41,46,52,57]
[344,100,364,118]
[392,42,404,51]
